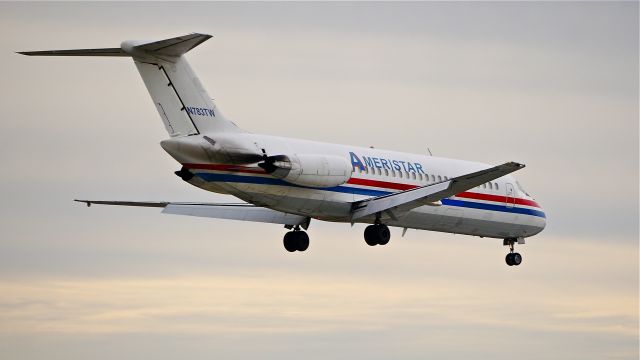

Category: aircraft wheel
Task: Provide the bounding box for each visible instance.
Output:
[512,252,522,266]
[364,225,378,246]
[505,253,514,266]
[377,224,391,245]
[364,224,391,246]
[505,253,523,266]
[295,231,310,252]
[283,232,297,252]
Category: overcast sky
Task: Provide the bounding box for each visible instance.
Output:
[0,2,637,360]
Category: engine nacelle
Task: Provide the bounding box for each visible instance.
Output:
[270,154,352,188]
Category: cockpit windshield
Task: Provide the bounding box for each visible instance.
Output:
[516,181,530,197]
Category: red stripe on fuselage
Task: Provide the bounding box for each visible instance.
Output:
[346,177,540,208]
[347,177,414,191]
[455,191,540,208]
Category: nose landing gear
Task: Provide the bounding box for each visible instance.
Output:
[504,238,523,266]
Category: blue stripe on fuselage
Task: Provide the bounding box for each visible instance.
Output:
[441,199,546,218]
[194,172,546,218]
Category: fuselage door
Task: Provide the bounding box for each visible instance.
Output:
[505,183,515,208]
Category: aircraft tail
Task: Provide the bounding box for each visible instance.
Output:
[19,33,242,137]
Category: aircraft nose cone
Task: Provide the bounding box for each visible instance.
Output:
[530,205,547,236]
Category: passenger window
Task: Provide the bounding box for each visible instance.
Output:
[437,175,442,182]
[384,169,389,176]
[399,171,403,179]
[418,173,423,181]
[444,176,449,181]
[411,173,416,180]
[489,182,493,190]
[495,183,499,190]
[391,169,396,177]
[431,175,435,182]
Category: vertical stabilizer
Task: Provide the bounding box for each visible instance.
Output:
[122,33,242,137]
[19,33,243,137]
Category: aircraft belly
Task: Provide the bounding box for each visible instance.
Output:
[217,183,353,218]
[392,205,539,238]
[198,180,543,238]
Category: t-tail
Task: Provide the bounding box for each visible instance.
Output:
[19,33,242,137]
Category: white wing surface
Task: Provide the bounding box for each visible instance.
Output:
[350,162,525,220]
[74,200,307,227]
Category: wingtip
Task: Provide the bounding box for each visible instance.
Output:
[74,199,91,207]
[192,32,213,38]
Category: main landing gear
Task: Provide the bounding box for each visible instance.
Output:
[504,238,523,266]
[364,223,391,246]
[283,228,309,252]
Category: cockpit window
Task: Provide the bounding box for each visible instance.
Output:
[516,181,530,197]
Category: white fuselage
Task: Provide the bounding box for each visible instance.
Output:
[164,133,546,240]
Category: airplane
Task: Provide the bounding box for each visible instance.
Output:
[19,33,546,266]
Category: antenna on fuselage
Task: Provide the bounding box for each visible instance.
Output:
[427,147,433,156]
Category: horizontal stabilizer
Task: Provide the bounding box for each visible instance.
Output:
[18,48,128,57]
[19,32,240,137]
[133,33,212,56]
[18,33,211,58]
[74,200,307,227]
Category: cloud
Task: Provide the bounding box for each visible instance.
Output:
[1,238,636,338]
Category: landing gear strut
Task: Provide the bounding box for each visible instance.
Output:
[364,220,391,246]
[504,238,523,266]
[283,227,309,252]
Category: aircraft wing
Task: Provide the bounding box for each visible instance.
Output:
[350,162,525,220]
[74,200,308,227]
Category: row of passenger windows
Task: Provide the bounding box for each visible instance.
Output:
[354,167,500,191]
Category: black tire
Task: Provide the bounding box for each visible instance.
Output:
[283,232,297,252]
[376,225,391,245]
[512,252,522,266]
[505,253,514,266]
[364,225,378,246]
[296,231,310,252]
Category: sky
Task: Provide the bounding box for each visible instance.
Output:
[0,2,638,359]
